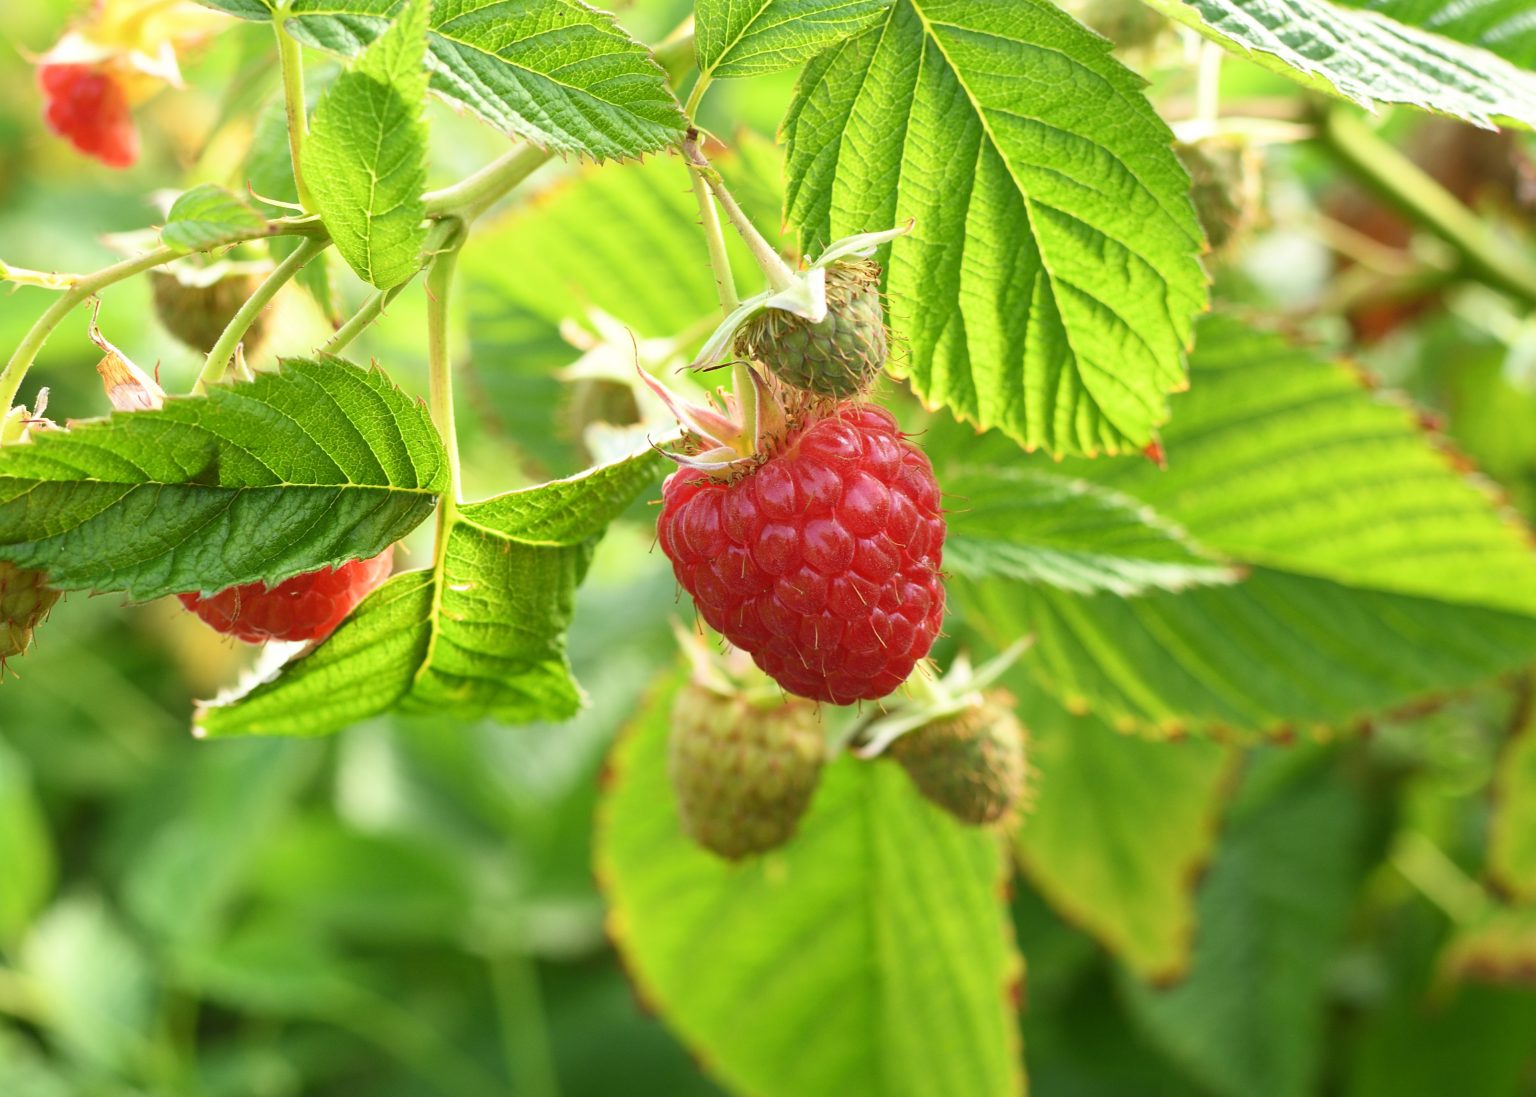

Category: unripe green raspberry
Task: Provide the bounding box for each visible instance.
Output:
[668,681,826,860]
[889,691,1026,827]
[0,562,62,662]
[735,260,887,398]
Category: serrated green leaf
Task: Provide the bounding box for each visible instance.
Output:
[303,0,429,290]
[1338,0,1536,69]
[971,573,1536,740]
[208,0,685,159]
[0,357,446,601]
[1121,754,1370,1097]
[1013,689,1233,982]
[195,449,665,737]
[0,743,54,950]
[1144,0,1536,128]
[783,0,1207,457]
[1490,707,1536,902]
[944,467,1238,596]
[596,671,1023,1097]
[695,0,892,78]
[161,184,267,252]
[954,314,1536,738]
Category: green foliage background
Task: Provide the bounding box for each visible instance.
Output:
[1,0,1536,1094]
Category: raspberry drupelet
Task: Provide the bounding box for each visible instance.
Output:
[659,404,945,705]
[38,63,138,168]
[178,551,393,645]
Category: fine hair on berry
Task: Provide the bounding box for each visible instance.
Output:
[658,403,945,705]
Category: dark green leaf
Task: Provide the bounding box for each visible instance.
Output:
[0,357,447,600]
[1336,0,1536,69]
[1121,753,1370,1097]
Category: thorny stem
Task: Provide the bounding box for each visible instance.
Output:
[318,279,412,356]
[683,72,713,120]
[273,6,316,213]
[688,161,739,314]
[426,224,466,503]
[683,133,795,292]
[0,218,325,416]
[197,236,329,391]
[1316,103,1536,309]
[422,142,551,222]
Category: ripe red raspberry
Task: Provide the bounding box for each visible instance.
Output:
[658,404,945,705]
[178,551,393,645]
[38,63,138,169]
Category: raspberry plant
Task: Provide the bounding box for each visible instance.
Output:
[4,0,1536,1094]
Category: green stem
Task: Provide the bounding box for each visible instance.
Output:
[423,143,551,222]
[426,229,465,501]
[0,247,178,414]
[1391,831,1488,926]
[1315,103,1536,308]
[688,163,739,314]
[319,279,412,356]
[683,72,713,120]
[489,951,562,1097]
[197,236,328,391]
[273,8,316,213]
[683,134,794,292]
[1,218,324,416]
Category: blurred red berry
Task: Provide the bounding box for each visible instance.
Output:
[178,551,393,645]
[659,403,946,705]
[38,62,138,168]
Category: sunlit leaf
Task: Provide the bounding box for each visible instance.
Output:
[195,449,666,737]
[303,0,429,289]
[783,0,1207,457]
[1013,689,1233,982]
[597,671,1023,1097]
